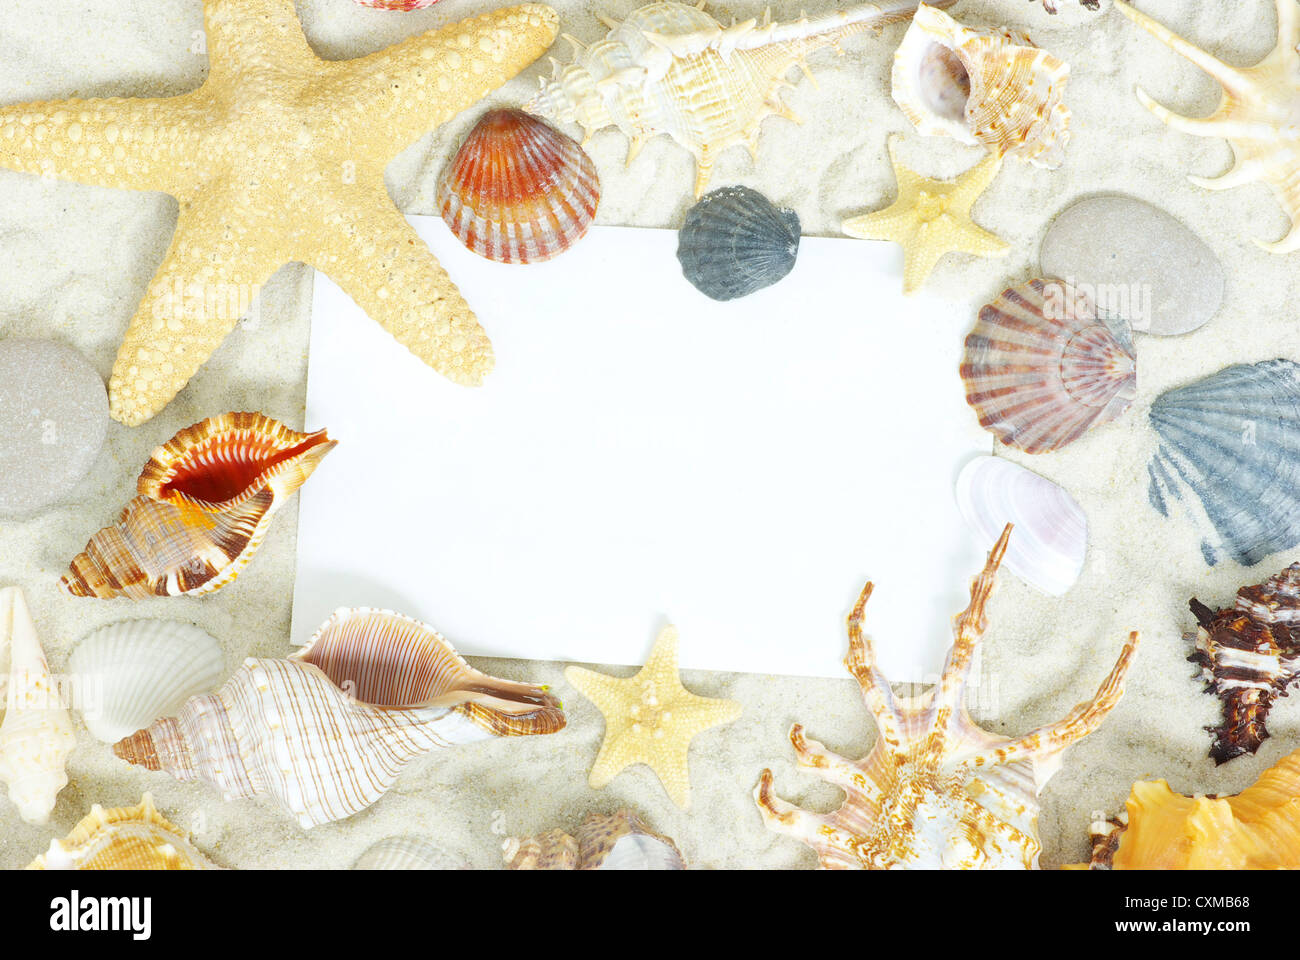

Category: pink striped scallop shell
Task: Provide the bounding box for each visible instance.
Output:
[961,278,1137,454]
[437,108,600,264]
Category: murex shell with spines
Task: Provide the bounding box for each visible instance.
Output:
[62,412,335,599]
[27,794,220,870]
[111,607,565,828]
[1115,0,1300,253]
[1147,359,1300,567]
[1187,563,1300,765]
[756,525,1139,868]
[527,0,953,196]
[677,185,800,300]
[961,278,1137,454]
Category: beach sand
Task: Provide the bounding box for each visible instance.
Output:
[1,0,1297,869]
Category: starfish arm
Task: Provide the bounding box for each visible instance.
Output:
[202,0,320,74]
[109,189,286,425]
[0,94,206,194]
[674,694,742,730]
[946,218,1012,258]
[842,208,914,241]
[900,240,948,295]
[949,152,1003,207]
[300,193,494,387]
[318,4,560,157]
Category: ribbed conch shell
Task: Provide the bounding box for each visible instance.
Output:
[527,0,952,197]
[756,525,1140,868]
[1072,748,1300,869]
[112,607,566,828]
[954,455,1087,596]
[69,619,224,744]
[504,809,686,869]
[961,278,1137,454]
[437,108,600,264]
[0,586,76,826]
[1148,359,1300,567]
[1115,0,1300,253]
[62,412,336,599]
[27,794,221,870]
[892,4,1070,168]
[676,185,800,300]
[1187,564,1300,765]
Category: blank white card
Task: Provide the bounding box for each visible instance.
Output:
[291,216,991,680]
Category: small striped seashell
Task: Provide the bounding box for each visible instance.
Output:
[0,586,76,826]
[62,412,336,599]
[676,186,800,301]
[354,0,440,9]
[112,607,566,828]
[353,837,465,870]
[69,619,224,744]
[27,794,221,870]
[1187,563,1300,764]
[437,108,599,264]
[504,809,686,869]
[892,4,1070,168]
[954,456,1086,596]
[961,278,1137,453]
[1147,360,1300,567]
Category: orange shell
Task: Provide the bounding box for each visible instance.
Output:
[62,412,335,599]
[1077,749,1300,869]
[437,108,599,264]
[26,794,220,870]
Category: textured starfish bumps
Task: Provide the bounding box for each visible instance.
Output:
[0,1,560,425]
[565,626,741,809]
[843,135,1008,294]
[756,525,1139,869]
[1115,0,1300,252]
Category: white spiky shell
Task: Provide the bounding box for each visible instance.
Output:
[1115,0,1300,253]
[112,607,565,828]
[527,1,949,196]
[27,794,220,870]
[69,619,224,744]
[0,586,76,826]
[892,4,1070,167]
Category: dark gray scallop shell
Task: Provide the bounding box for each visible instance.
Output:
[676,186,801,301]
[1147,359,1300,566]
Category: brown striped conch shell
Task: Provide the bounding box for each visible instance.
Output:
[1187,563,1300,765]
[1071,748,1300,869]
[756,525,1139,868]
[437,108,600,264]
[27,794,221,870]
[961,278,1137,454]
[112,607,566,828]
[527,0,954,197]
[892,4,1070,168]
[62,412,335,599]
[504,809,686,869]
[0,586,76,826]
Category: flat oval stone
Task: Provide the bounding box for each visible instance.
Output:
[1039,196,1224,337]
[0,339,108,516]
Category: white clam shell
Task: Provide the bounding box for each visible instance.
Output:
[954,456,1086,596]
[69,620,224,744]
[353,837,464,870]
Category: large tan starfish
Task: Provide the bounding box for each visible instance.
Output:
[565,626,742,809]
[0,0,559,425]
[842,134,1008,294]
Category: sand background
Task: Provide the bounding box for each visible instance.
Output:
[1,0,1297,869]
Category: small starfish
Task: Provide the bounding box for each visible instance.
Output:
[842,134,1008,294]
[564,625,741,809]
[0,1,559,425]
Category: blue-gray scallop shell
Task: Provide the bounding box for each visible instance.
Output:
[1148,359,1300,566]
[676,186,801,301]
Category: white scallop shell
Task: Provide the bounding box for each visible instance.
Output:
[69,620,224,744]
[954,456,1086,596]
[353,837,464,870]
